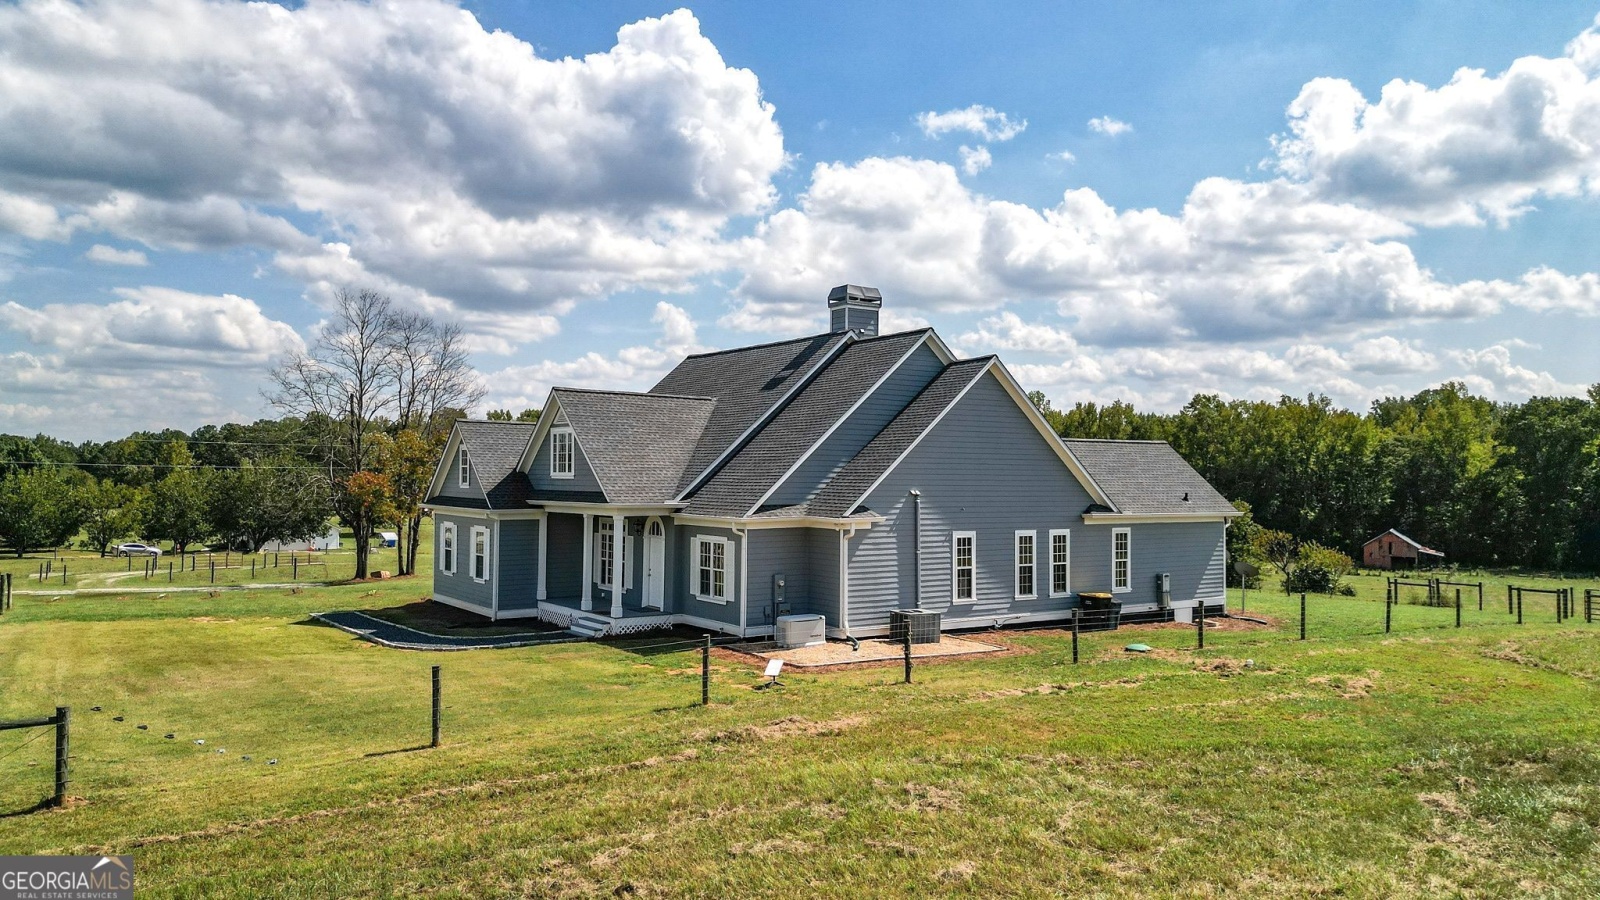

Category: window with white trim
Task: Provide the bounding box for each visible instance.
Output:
[1112,527,1131,593]
[593,519,630,588]
[439,522,456,575]
[457,447,470,489]
[951,532,975,602]
[693,536,729,603]
[549,428,574,479]
[1014,530,1036,599]
[1049,529,1071,597]
[471,525,489,583]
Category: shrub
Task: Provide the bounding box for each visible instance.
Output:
[1283,543,1355,595]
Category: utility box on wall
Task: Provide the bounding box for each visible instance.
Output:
[1157,572,1172,608]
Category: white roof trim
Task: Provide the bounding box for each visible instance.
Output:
[424,422,491,507]
[1081,513,1235,525]
[514,391,614,504]
[840,359,996,514]
[672,331,857,502]
[743,331,939,517]
[987,359,1118,511]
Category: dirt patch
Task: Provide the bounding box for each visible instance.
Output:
[875,780,962,813]
[587,845,634,869]
[937,861,978,881]
[742,636,1005,668]
[1306,671,1379,699]
[728,838,813,856]
[188,616,237,624]
[697,715,863,744]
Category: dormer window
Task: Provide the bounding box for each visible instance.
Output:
[457,447,470,489]
[550,427,574,479]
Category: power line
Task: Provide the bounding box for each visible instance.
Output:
[10,461,331,471]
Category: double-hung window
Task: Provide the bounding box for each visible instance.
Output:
[1112,527,1131,593]
[951,532,975,602]
[1049,529,1070,597]
[1014,530,1037,599]
[457,447,470,489]
[471,525,489,583]
[693,536,729,603]
[549,428,574,479]
[439,523,456,575]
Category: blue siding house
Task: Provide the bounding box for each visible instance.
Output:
[425,285,1239,638]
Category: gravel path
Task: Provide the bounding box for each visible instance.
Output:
[312,610,580,651]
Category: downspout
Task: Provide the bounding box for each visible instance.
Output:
[840,523,860,650]
[909,490,922,610]
[732,524,748,638]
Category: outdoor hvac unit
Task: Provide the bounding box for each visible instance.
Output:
[889,609,942,645]
[775,613,826,649]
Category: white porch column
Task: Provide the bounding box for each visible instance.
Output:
[609,514,625,619]
[536,515,548,601]
[580,513,593,612]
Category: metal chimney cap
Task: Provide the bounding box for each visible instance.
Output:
[827,284,883,305]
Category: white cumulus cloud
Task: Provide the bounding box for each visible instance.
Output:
[916,105,1027,141]
[1087,116,1132,136]
[958,145,992,175]
[84,244,148,266]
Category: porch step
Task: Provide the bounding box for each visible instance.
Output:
[566,613,612,639]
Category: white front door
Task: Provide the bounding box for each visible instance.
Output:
[644,518,666,610]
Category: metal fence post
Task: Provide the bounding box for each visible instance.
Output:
[1478,581,1484,612]
[1516,588,1523,625]
[1196,601,1205,649]
[430,665,441,748]
[903,631,913,684]
[701,635,711,706]
[1300,593,1307,641]
[1385,597,1392,634]
[1507,584,1513,615]
[1455,588,1461,628]
[54,706,69,808]
[1071,609,1080,664]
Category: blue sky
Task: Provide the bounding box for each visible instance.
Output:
[0,0,1597,441]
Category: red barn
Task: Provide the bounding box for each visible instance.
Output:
[1362,529,1445,570]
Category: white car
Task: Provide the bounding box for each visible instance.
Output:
[113,542,162,558]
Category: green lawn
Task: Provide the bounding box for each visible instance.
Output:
[0,564,1597,897]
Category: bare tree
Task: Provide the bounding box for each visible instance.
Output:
[268,289,399,580]
[386,311,483,575]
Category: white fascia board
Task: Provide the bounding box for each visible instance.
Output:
[843,359,995,513]
[671,513,880,531]
[1080,513,1236,525]
[672,332,858,503]
[424,422,464,500]
[986,358,1118,512]
[514,389,563,473]
[744,332,936,516]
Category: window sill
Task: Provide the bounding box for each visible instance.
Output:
[1048,592,1070,599]
[473,577,488,585]
[692,594,730,605]
[1111,586,1131,594]
[1015,594,1037,601]
[550,472,574,480]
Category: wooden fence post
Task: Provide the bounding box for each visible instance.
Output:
[1300,593,1307,640]
[430,665,441,748]
[1506,584,1513,615]
[1385,597,1392,634]
[1516,588,1523,625]
[1196,600,1206,649]
[903,631,913,684]
[1455,588,1462,628]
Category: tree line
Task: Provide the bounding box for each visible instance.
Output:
[0,290,489,579]
[1031,383,1600,574]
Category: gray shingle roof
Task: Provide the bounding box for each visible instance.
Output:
[553,388,716,504]
[652,331,850,494]
[1062,439,1238,517]
[797,357,994,519]
[427,420,536,510]
[681,330,931,517]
